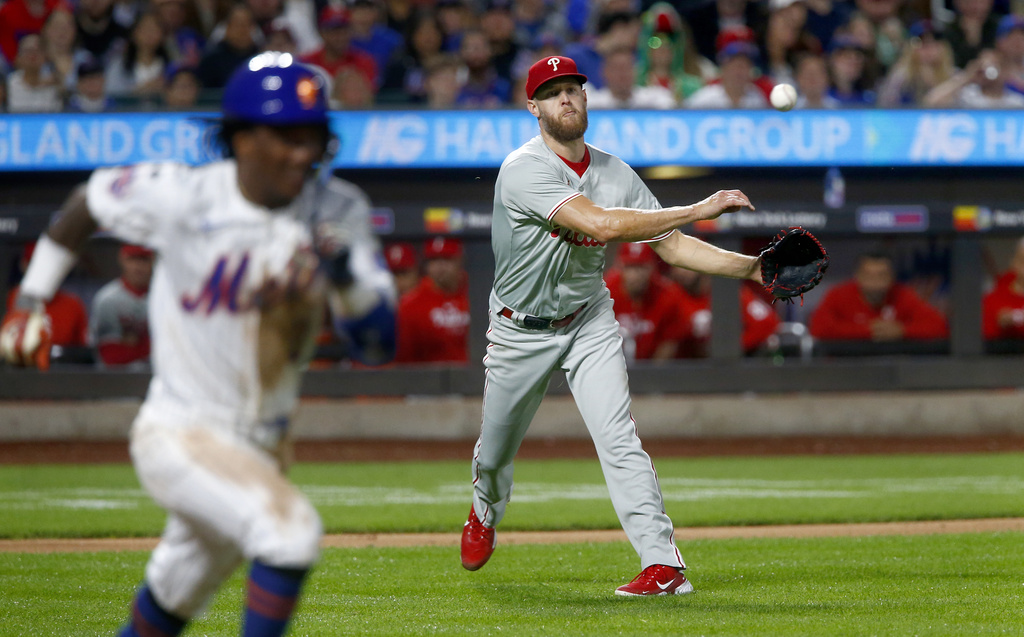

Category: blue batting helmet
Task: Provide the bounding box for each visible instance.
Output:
[222,52,328,126]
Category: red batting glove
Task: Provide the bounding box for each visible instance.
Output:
[0,308,53,371]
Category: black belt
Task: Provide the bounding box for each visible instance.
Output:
[499,303,587,330]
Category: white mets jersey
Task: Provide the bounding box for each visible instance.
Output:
[86,160,383,444]
[491,135,668,318]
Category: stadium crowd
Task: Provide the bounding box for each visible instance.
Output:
[2,0,1024,112]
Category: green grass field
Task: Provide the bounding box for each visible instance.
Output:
[2,452,1023,635]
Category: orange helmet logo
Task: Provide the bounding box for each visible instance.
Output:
[296,77,320,109]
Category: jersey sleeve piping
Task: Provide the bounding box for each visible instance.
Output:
[546,192,584,221]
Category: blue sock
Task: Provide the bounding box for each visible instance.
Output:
[117,585,186,637]
[242,561,309,637]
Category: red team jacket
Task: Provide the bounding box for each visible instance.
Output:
[809,281,949,340]
[982,272,1024,339]
[676,284,780,357]
[605,271,689,360]
[395,276,470,363]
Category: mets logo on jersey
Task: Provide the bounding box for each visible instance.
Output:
[550,228,605,248]
[109,166,135,198]
[181,254,250,314]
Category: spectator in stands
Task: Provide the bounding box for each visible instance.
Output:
[803,0,852,52]
[669,266,780,358]
[793,51,840,107]
[841,12,885,87]
[687,41,769,108]
[41,7,85,93]
[263,17,299,56]
[480,0,520,83]
[512,0,567,48]
[89,243,153,368]
[809,250,949,342]
[764,0,823,85]
[6,34,63,112]
[924,47,1024,107]
[994,14,1024,95]
[605,243,689,363]
[563,10,640,90]
[587,46,678,108]
[436,0,473,52]
[161,61,200,108]
[197,3,260,89]
[152,0,204,67]
[983,237,1024,340]
[850,0,907,71]
[456,28,511,107]
[635,3,711,103]
[383,0,416,36]
[0,0,65,65]
[301,5,378,91]
[382,11,444,103]
[76,0,130,65]
[105,12,170,98]
[877,19,956,107]
[684,0,769,64]
[331,66,376,108]
[946,0,1000,69]
[826,33,876,106]
[384,242,420,298]
[509,29,563,104]
[395,236,470,364]
[423,53,461,108]
[349,0,404,80]
[4,242,89,351]
[65,56,116,111]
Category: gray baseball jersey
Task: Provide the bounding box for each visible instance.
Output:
[492,136,669,318]
[472,135,685,573]
[89,277,149,367]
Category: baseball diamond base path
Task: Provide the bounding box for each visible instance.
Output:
[3,519,1023,554]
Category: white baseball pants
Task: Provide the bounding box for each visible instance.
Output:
[129,416,322,618]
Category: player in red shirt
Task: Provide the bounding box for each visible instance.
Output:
[983,238,1024,339]
[605,242,689,361]
[4,242,88,349]
[301,6,378,90]
[395,236,470,363]
[810,250,948,341]
[668,266,780,357]
[384,242,421,298]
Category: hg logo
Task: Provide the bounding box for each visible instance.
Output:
[909,115,977,162]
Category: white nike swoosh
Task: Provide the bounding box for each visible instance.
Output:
[657,579,677,591]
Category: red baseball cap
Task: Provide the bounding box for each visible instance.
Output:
[120,244,154,259]
[424,236,463,259]
[385,242,417,271]
[525,56,588,99]
[618,242,658,267]
[715,25,756,53]
[318,6,350,28]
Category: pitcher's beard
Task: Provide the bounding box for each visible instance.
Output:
[540,109,589,144]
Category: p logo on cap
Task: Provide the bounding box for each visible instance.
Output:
[525,56,588,99]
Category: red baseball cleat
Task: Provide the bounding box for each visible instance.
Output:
[460,506,496,571]
[614,564,694,596]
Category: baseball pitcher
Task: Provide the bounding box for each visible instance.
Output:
[461,55,764,596]
[0,53,396,635]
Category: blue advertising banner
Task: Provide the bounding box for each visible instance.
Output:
[2,110,1024,171]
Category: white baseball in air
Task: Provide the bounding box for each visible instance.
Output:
[770,83,798,112]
